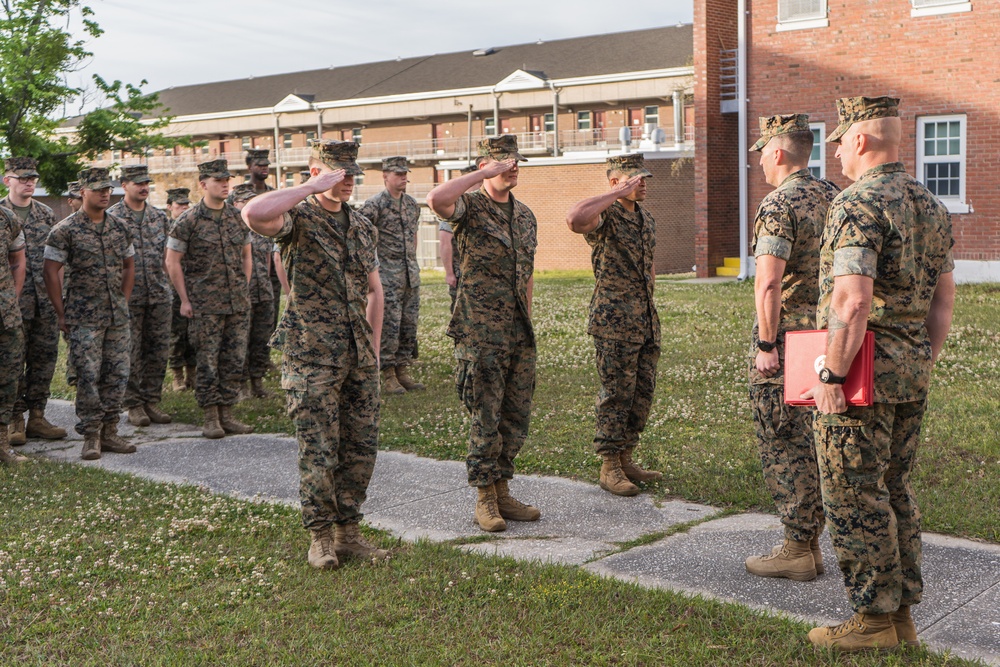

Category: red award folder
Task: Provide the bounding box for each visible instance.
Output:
[783,330,875,406]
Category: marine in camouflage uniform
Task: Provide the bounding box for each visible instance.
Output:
[165,188,196,389]
[744,115,839,580]
[43,167,136,460]
[240,148,283,340]
[0,206,28,464]
[2,157,66,444]
[566,154,662,497]
[359,156,423,393]
[805,97,956,651]
[427,135,540,532]
[166,159,253,437]
[241,140,388,569]
[437,164,478,312]
[108,165,173,426]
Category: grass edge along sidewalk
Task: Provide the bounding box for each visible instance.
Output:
[0,461,984,666]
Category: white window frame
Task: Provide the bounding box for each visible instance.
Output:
[916,114,969,214]
[644,105,660,126]
[543,113,554,133]
[808,122,826,180]
[241,137,251,151]
[351,128,362,144]
[577,111,592,130]
[283,133,293,150]
[484,117,496,135]
[776,0,829,31]
[284,173,295,188]
[911,0,971,17]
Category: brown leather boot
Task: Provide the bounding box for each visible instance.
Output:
[25,408,67,440]
[808,613,898,652]
[171,367,186,391]
[8,414,26,446]
[810,534,825,575]
[474,484,507,532]
[128,405,151,427]
[745,539,817,581]
[202,406,225,439]
[184,365,196,390]
[334,524,390,562]
[0,428,28,464]
[599,452,640,496]
[144,403,173,424]
[218,405,254,434]
[891,606,919,647]
[620,446,663,483]
[250,377,271,399]
[101,421,136,454]
[80,432,101,460]
[395,366,425,391]
[307,527,339,569]
[381,367,406,395]
[494,479,541,521]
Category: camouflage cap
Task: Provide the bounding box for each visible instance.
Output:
[311,140,364,176]
[166,187,190,204]
[245,148,271,166]
[477,135,527,162]
[606,153,653,178]
[229,183,258,204]
[198,158,231,180]
[78,167,113,190]
[67,181,82,199]
[750,113,811,151]
[381,156,411,173]
[826,96,900,143]
[120,164,152,183]
[4,156,40,178]
[299,169,311,183]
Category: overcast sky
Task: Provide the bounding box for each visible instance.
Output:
[68,0,692,111]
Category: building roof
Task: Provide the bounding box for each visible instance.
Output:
[132,24,692,120]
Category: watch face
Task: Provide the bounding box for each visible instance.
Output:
[819,368,831,383]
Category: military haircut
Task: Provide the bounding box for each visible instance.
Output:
[771,130,816,165]
[848,116,902,150]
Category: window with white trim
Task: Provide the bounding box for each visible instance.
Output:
[352,128,362,144]
[644,106,659,126]
[808,123,825,179]
[283,133,293,149]
[917,114,968,214]
[543,113,554,132]
[577,111,591,130]
[484,117,496,135]
[241,137,251,151]
[777,0,828,30]
[912,0,972,17]
[285,173,295,188]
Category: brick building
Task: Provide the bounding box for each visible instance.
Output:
[694,0,999,281]
[58,26,697,274]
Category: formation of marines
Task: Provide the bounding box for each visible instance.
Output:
[0,94,955,653]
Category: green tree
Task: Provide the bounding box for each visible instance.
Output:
[0,0,186,195]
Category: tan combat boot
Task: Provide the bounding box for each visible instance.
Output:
[144,403,172,424]
[8,414,26,446]
[474,484,507,532]
[80,432,101,460]
[171,367,186,391]
[891,606,918,647]
[307,527,339,569]
[250,377,271,399]
[101,421,136,454]
[334,524,390,562]
[0,428,28,464]
[218,405,254,434]
[202,406,225,439]
[620,446,663,483]
[745,539,817,581]
[381,367,406,395]
[494,479,541,521]
[128,405,151,427]
[395,366,425,391]
[810,534,825,575]
[599,452,640,497]
[184,365,196,390]
[25,408,67,440]
[808,613,898,652]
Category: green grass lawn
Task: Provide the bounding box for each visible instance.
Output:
[48,271,1000,542]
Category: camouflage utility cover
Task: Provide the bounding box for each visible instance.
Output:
[606,154,652,178]
[751,113,811,151]
[4,157,39,178]
[120,165,152,183]
[827,96,900,143]
[477,135,527,162]
[312,140,364,176]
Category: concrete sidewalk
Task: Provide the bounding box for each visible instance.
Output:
[22,399,1000,665]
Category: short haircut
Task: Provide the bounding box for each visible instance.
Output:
[771,130,815,165]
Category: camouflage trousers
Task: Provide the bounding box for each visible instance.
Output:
[244,298,275,380]
[455,322,536,487]
[124,302,171,408]
[593,335,660,454]
[283,355,380,530]
[14,315,58,414]
[380,274,419,369]
[168,292,197,370]
[0,323,24,425]
[270,272,282,331]
[814,400,927,615]
[190,311,250,408]
[750,383,824,542]
[68,323,130,436]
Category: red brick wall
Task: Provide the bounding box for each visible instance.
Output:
[694,0,741,277]
[747,0,1000,261]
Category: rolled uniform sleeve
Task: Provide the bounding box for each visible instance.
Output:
[270,212,296,242]
[44,225,70,263]
[826,199,881,279]
[124,243,135,258]
[444,194,469,227]
[167,214,192,254]
[752,197,794,261]
[11,230,26,253]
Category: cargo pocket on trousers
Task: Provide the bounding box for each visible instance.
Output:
[815,412,877,487]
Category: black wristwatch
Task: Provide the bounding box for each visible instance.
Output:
[757,339,777,352]
[819,367,847,385]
